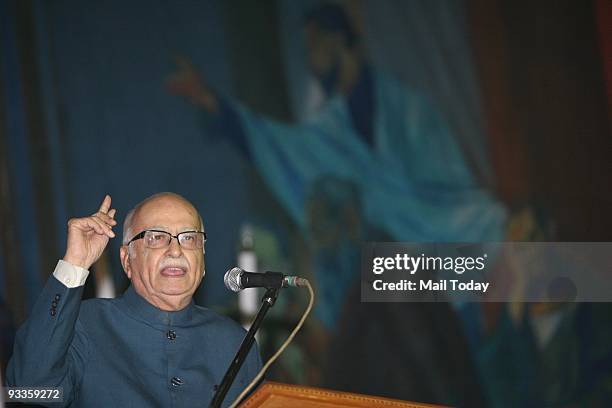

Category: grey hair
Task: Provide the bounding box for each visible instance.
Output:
[122,192,204,246]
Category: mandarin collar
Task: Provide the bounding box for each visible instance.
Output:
[121,284,195,327]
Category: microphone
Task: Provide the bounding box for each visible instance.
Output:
[224,267,308,292]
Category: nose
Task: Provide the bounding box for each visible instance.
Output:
[165,236,183,257]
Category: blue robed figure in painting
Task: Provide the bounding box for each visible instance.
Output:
[168,4,507,244]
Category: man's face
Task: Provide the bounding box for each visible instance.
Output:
[120,196,205,310]
[304,23,344,83]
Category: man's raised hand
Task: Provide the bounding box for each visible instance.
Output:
[63,195,117,270]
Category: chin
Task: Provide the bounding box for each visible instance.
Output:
[157,280,195,296]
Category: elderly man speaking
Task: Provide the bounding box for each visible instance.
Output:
[7,193,262,407]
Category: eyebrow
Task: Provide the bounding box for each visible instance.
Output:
[146,226,203,233]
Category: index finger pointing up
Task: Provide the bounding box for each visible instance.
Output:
[99,194,112,214]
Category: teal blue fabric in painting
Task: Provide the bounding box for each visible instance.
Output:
[231,71,507,242]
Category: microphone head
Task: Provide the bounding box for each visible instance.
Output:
[224,267,244,292]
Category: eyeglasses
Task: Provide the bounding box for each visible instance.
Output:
[127,229,207,250]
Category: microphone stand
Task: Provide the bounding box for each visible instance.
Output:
[209,287,280,408]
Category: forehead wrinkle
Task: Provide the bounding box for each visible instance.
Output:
[137,201,198,225]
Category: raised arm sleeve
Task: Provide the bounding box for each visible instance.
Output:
[200,97,252,160]
[6,262,91,407]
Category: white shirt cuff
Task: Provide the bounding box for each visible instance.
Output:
[53,260,90,288]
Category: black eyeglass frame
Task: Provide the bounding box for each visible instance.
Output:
[126,229,207,248]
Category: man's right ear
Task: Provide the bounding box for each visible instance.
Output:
[119,246,132,279]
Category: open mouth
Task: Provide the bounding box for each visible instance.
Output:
[160,267,187,277]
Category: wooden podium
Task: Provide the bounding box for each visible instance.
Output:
[240,382,445,408]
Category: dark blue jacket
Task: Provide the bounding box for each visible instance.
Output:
[7,276,261,407]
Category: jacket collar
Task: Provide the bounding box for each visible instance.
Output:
[121,284,195,327]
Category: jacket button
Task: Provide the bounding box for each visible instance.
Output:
[52,300,58,308]
[50,308,56,316]
[54,294,61,301]
[166,330,176,340]
[171,377,183,386]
